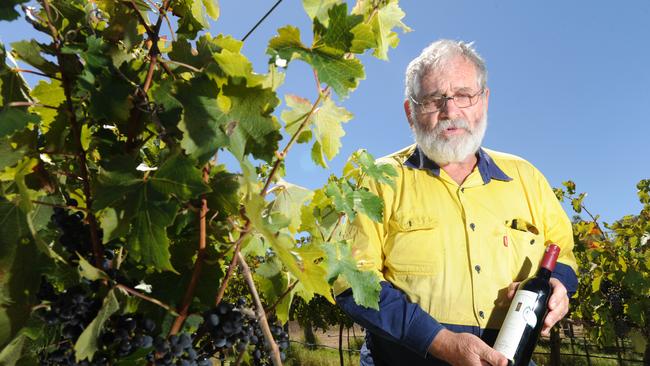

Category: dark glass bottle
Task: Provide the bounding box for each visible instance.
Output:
[493,244,561,366]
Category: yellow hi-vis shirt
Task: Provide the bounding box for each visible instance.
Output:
[344,144,578,329]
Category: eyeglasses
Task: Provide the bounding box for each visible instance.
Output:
[409,89,485,113]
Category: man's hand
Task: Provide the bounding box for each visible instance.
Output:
[542,278,569,336]
[506,278,569,336]
[428,329,508,366]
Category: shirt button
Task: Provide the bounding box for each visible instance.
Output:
[530,239,535,245]
[460,188,465,193]
[479,311,485,319]
[474,265,481,273]
[469,223,476,231]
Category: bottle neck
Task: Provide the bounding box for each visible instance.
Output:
[536,267,552,280]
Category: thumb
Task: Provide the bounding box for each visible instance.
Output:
[481,348,508,366]
[506,282,520,300]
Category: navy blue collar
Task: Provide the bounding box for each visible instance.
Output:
[405,146,512,184]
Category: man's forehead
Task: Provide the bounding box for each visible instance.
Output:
[419,59,480,93]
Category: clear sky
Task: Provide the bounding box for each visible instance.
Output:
[2,1,649,225]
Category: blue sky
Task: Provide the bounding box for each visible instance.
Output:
[2,1,649,225]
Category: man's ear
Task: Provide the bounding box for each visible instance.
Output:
[404,99,415,128]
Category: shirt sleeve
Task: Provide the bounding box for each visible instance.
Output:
[336,281,444,357]
[552,262,578,297]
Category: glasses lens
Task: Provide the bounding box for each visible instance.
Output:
[454,95,472,108]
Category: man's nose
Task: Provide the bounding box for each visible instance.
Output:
[437,97,462,120]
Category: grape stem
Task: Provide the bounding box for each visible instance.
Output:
[264,280,298,314]
[238,251,283,366]
[42,0,105,270]
[121,0,172,151]
[169,164,211,335]
[214,220,252,306]
[115,283,178,315]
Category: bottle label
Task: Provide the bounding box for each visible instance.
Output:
[493,290,539,359]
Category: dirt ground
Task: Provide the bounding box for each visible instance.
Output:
[288,321,366,349]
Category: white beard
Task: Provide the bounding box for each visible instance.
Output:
[413,113,487,165]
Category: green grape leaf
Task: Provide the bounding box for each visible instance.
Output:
[270,180,314,234]
[310,53,364,98]
[281,94,312,139]
[124,184,178,272]
[176,76,228,163]
[1,45,31,108]
[314,3,363,53]
[267,26,365,97]
[302,0,340,25]
[176,76,281,164]
[0,199,29,264]
[352,0,411,60]
[312,98,352,161]
[0,331,27,366]
[349,22,376,54]
[221,82,281,163]
[212,48,265,86]
[0,137,26,171]
[323,241,380,309]
[93,158,142,210]
[74,290,120,362]
[172,0,209,38]
[0,0,29,21]
[262,64,286,91]
[9,40,59,76]
[311,140,328,168]
[325,181,383,222]
[0,108,39,138]
[0,233,48,348]
[89,72,134,124]
[77,256,109,281]
[30,79,65,130]
[351,149,398,188]
[202,0,220,21]
[255,259,292,323]
[245,194,332,301]
[150,151,211,200]
[291,244,332,303]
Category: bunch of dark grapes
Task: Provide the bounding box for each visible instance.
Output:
[97,313,156,359]
[249,318,289,365]
[147,333,209,366]
[197,299,290,365]
[198,300,251,360]
[600,280,632,337]
[51,200,93,261]
[35,279,102,365]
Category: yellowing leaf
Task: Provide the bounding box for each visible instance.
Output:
[352,0,411,60]
[312,98,352,162]
[30,79,64,130]
[201,0,219,21]
[302,0,341,25]
[270,180,314,234]
[324,241,380,309]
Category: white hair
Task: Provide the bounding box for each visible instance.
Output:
[404,39,487,105]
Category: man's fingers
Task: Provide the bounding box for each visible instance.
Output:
[506,282,520,300]
[481,348,508,366]
[548,278,567,309]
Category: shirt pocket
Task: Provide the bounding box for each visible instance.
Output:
[385,214,443,274]
[505,219,544,281]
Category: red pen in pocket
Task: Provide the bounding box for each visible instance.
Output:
[503,235,509,247]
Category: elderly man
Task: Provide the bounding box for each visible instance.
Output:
[335,40,578,366]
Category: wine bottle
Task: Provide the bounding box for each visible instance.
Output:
[493,244,561,366]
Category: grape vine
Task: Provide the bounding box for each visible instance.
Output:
[0,0,407,364]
